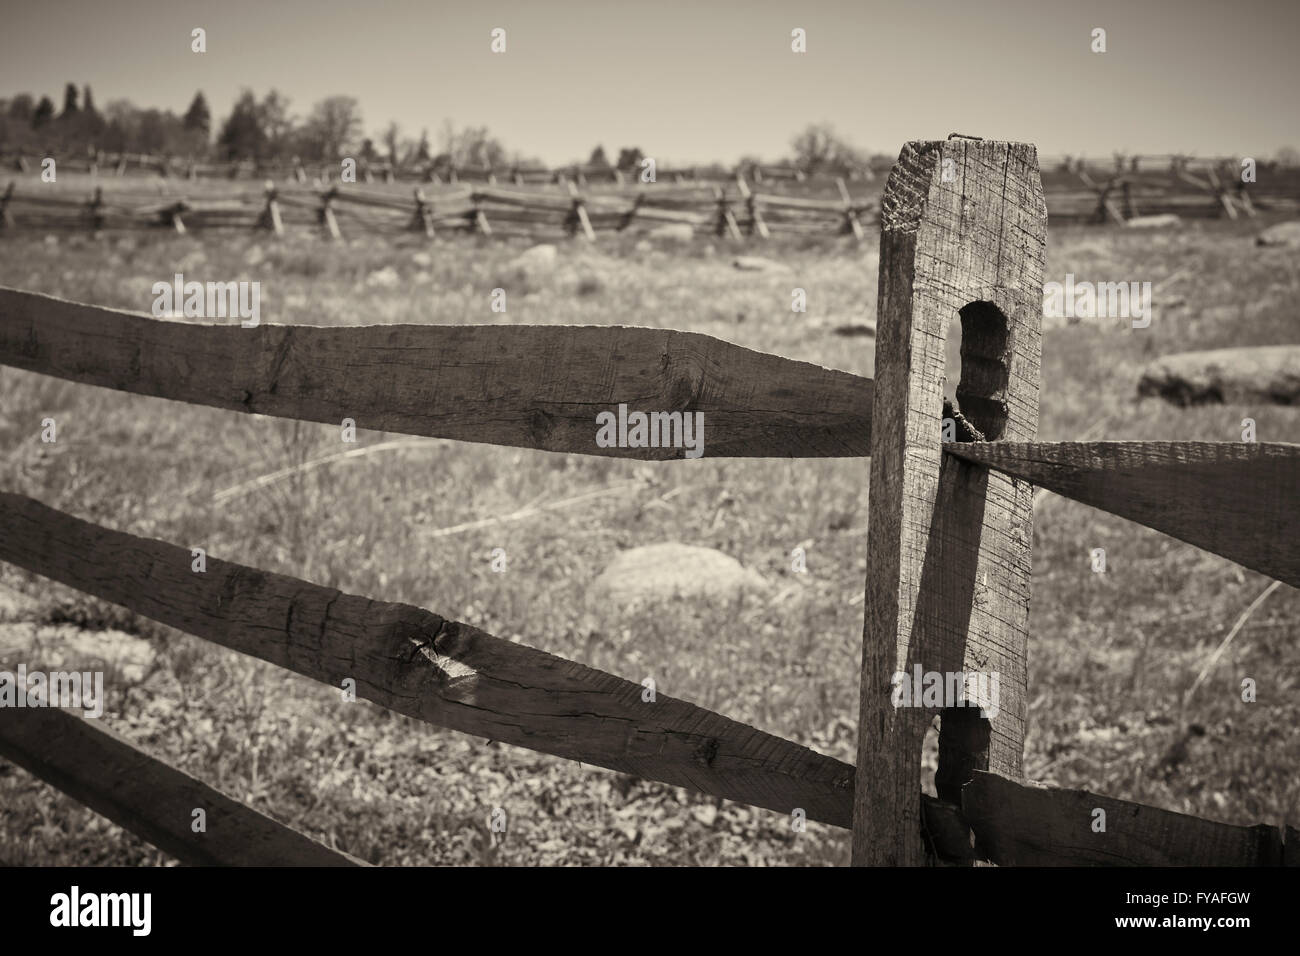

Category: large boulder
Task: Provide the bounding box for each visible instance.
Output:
[590,543,767,606]
[1138,346,1300,406]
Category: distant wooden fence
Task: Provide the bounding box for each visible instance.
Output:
[0,178,877,242]
[2,150,1296,242]
[2,148,875,186]
[0,139,1297,866]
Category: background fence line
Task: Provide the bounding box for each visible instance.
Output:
[3,149,1297,242]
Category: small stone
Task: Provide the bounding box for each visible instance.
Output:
[732,255,790,272]
[647,224,694,241]
[365,266,401,288]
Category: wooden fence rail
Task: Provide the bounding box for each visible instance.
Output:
[0,491,860,829]
[2,491,1292,866]
[946,441,1300,587]
[1,138,1296,867]
[0,288,873,459]
[0,702,364,866]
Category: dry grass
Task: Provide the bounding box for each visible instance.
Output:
[0,214,1297,865]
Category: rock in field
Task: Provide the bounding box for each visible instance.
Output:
[732,255,790,272]
[1125,214,1181,229]
[1138,346,1300,406]
[509,243,559,274]
[365,266,400,288]
[1256,221,1300,248]
[590,543,767,606]
[647,223,694,241]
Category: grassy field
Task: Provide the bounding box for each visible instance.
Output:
[1,213,1297,866]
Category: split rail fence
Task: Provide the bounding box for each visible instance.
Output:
[0,139,1297,866]
[0,178,875,242]
[4,152,1298,243]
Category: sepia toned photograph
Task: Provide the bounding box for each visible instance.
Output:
[0,0,1296,931]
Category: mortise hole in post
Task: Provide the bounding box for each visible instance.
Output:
[954,301,1011,440]
[935,706,991,805]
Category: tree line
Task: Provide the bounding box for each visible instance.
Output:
[0,83,878,176]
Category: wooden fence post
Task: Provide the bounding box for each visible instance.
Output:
[567,181,595,240]
[1121,179,1137,220]
[319,186,341,240]
[618,193,643,231]
[0,182,13,230]
[837,177,865,240]
[736,176,768,239]
[852,139,1047,866]
[714,186,742,240]
[410,187,436,237]
[257,181,283,235]
[87,186,105,233]
[471,195,492,236]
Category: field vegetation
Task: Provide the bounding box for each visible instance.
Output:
[1,211,1297,865]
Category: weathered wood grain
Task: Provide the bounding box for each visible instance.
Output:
[0,287,873,459]
[944,441,1300,586]
[0,704,364,866]
[962,771,1284,866]
[853,140,1047,866]
[0,493,857,827]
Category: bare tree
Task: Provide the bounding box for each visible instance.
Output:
[258,90,294,159]
[789,122,866,175]
[438,120,506,167]
[382,121,401,166]
[301,95,361,161]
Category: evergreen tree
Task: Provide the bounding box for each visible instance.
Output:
[215,90,265,160]
[7,94,34,123]
[32,96,54,129]
[183,91,211,137]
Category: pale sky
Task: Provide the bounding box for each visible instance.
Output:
[1,0,1296,165]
